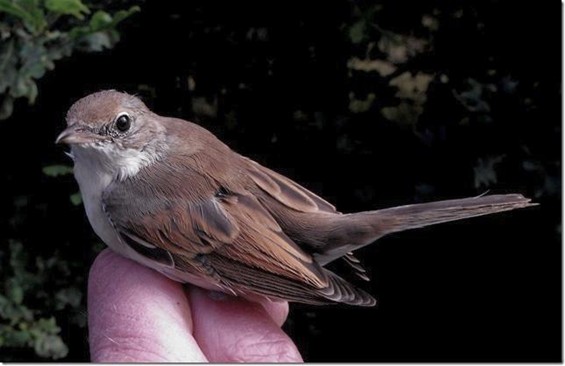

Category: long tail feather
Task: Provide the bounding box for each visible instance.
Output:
[317,194,536,265]
[375,193,536,234]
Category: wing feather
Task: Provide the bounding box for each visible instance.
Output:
[246,159,338,213]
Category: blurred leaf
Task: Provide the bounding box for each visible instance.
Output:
[32,318,68,359]
[378,34,427,64]
[69,192,82,206]
[83,5,139,32]
[45,0,89,19]
[6,278,24,304]
[70,6,139,52]
[421,14,439,31]
[453,78,492,113]
[36,317,58,334]
[55,287,82,310]
[0,96,14,119]
[0,39,17,94]
[0,0,46,32]
[349,20,366,44]
[42,165,73,177]
[1,327,33,346]
[88,9,112,29]
[381,102,424,128]
[0,0,30,21]
[34,334,68,359]
[12,75,32,98]
[112,5,140,25]
[381,72,433,127]
[347,57,396,77]
[20,40,51,78]
[389,71,434,103]
[78,31,113,51]
[192,96,218,118]
[348,92,375,113]
[473,155,505,189]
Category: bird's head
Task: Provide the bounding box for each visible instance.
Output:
[56,90,166,180]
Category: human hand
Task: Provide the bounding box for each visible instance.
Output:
[87,249,303,362]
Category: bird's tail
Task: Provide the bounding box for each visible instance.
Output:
[317,194,536,265]
[372,193,535,234]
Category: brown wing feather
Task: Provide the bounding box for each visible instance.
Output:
[245,158,338,214]
[204,252,375,306]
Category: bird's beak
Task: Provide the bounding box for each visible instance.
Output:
[56,125,96,145]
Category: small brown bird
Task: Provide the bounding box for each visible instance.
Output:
[56,90,535,306]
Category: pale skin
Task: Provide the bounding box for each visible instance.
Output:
[88,249,303,362]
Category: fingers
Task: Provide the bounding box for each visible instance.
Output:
[88,249,207,362]
[260,299,289,327]
[88,249,301,362]
[235,292,290,327]
[187,287,303,362]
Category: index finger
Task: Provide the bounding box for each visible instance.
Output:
[88,249,207,362]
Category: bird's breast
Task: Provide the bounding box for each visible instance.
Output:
[73,158,123,252]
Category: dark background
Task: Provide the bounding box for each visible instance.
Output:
[1,0,561,361]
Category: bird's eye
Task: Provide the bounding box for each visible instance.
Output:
[115,113,131,132]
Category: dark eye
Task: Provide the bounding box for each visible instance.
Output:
[115,114,131,132]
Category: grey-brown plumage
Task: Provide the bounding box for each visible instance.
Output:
[57,90,537,307]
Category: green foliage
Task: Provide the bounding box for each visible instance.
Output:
[2,188,95,360]
[340,3,558,199]
[345,4,434,130]
[0,1,138,360]
[0,0,139,119]
[0,241,74,359]
[69,192,82,205]
[45,0,89,19]
[42,164,72,177]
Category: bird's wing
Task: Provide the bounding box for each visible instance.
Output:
[244,158,373,276]
[102,171,374,306]
[244,158,338,214]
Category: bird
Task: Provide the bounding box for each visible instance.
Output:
[56,90,536,306]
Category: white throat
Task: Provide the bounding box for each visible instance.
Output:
[69,143,160,260]
[72,143,158,183]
